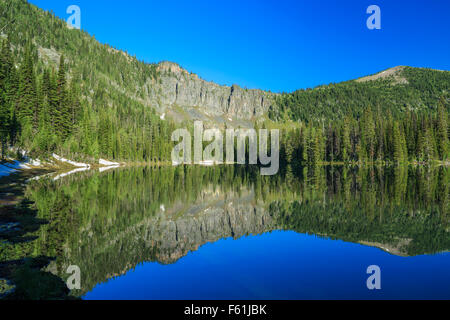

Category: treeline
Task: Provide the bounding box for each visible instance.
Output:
[279,103,449,165]
[0,38,175,162]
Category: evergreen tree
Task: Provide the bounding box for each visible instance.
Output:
[393,122,405,163]
[18,44,37,126]
[55,54,69,139]
[362,107,376,162]
[341,118,351,162]
[436,98,448,160]
[0,40,10,157]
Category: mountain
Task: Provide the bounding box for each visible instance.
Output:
[148,61,274,125]
[0,0,448,164]
[0,0,274,127]
[272,65,450,122]
[2,0,448,125]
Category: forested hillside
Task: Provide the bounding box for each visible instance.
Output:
[271,66,450,122]
[273,67,449,165]
[0,0,448,165]
[0,0,174,162]
[277,101,448,166]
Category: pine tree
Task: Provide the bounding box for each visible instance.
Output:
[68,69,81,126]
[393,122,405,163]
[47,70,59,130]
[42,69,51,99]
[34,103,52,153]
[0,40,10,157]
[284,131,295,163]
[436,98,448,160]
[55,54,69,139]
[341,119,351,162]
[313,126,325,165]
[0,90,8,158]
[17,44,37,126]
[362,107,376,162]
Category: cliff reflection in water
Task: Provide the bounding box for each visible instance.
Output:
[6,165,449,295]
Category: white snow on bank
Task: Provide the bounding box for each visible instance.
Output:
[98,159,120,173]
[7,147,43,167]
[30,159,41,166]
[99,159,120,166]
[52,154,90,168]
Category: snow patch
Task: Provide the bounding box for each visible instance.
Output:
[99,159,120,166]
[30,159,41,166]
[52,154,90,168]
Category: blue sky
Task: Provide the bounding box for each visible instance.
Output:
[29,0,450,93]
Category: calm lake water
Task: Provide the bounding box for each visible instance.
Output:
[2,165,449,299]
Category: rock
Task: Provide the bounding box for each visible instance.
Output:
[143,61,276,122]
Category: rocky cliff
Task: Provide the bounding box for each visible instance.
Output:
[143,62,275,124]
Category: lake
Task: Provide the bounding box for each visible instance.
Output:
[1,165,449,299]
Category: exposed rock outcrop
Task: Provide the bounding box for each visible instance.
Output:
[144,62,275,122]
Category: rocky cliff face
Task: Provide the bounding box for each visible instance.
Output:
[145,62,276,123]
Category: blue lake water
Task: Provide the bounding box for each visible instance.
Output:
[84,231,450,300]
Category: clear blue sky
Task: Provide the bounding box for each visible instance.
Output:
[29,0,450,93]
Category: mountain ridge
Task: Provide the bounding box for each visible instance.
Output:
[1,0,449,126]
[0,0,448,164]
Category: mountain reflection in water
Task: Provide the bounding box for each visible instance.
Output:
[2,165,449,299]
